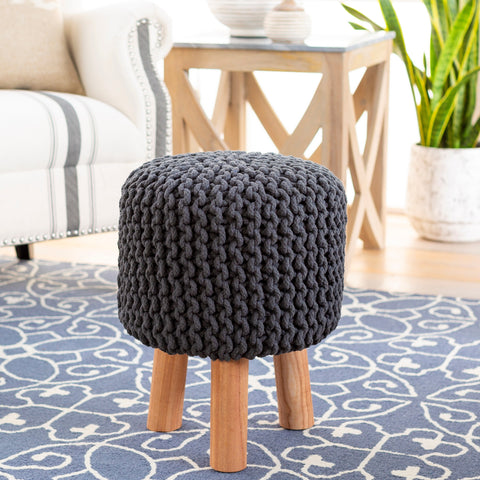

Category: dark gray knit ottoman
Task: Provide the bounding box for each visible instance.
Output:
[117,150,347,472]
[117,150,347,361]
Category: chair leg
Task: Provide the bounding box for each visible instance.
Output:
[15,244,33,260]
[210,358,249,472]
[147,349,188,432]
[274,349,314,430]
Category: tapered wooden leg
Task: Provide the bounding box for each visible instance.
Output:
[147,349,188,432]
[210,358,249,472]
[274,349,314,430]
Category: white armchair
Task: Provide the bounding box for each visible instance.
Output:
[0,1,172,259]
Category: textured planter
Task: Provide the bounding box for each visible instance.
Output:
[406,144,480,242]
[207,0,278,37]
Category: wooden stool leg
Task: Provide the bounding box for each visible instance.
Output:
[210,358,249,472]
[274,349,314,430]
[147,349,188,432]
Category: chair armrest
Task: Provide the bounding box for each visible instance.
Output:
[64,1,173,158]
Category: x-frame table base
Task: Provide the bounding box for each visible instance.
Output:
[165,37,393,268]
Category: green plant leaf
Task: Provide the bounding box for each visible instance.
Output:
[447,0,458,19]
[431,0,476,107]
[458,1,478,75]
[376,0,429,142]
[451,6,479,145]
[377,0,428,138]
[341,4,385,31]
[424,0,446,48]
[341,1,414,56]
[343,0,480,148]
[427,66,480,147]
[378,0,410,65]
[461,115,480,147]
[349,22,369,31]
[464,25,478,123]
[414,67,431,145]
[443,0,454,26]
[451,84,467,147]
[438,0,451,41]
[422,54,432,90]
[430,26,441,76]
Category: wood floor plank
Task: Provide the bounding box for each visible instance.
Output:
[351,248,480,283]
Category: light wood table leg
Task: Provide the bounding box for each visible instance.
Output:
[322,53,350,184]
[165,54,187,155]
[210,358,249,472]
[274,349,314,430]
[224,72,247,150]
[361,58,391,250]
[147,349,188,432]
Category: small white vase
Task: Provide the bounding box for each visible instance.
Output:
[264,3,311,43]
[207,0,278,37]
[406,144,480,242]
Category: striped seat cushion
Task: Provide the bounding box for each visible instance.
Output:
[0,90,145,246]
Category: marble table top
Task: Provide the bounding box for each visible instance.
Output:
[173,30,395,53]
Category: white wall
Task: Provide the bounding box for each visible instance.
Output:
[70,0,429,210]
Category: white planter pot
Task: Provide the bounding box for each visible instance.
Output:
[406,144,480,242]
[207,0,278,37]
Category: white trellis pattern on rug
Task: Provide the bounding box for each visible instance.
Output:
[0,258,479,479]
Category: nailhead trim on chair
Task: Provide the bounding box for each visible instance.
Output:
[128,18,172,160]
[2,226,118,246]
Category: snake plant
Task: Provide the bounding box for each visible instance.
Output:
[343,0,480,148]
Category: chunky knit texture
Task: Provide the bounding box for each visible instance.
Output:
[117,151,347,361]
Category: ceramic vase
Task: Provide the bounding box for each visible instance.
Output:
[207,0,278,37]
[264,0,311,43]
[406,144,480,242]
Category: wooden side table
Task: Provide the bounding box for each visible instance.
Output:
[164,32,394,268]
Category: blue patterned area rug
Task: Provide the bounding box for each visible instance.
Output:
[1,258,480,480]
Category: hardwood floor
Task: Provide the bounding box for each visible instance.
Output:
[2,213,480,299]
[347,214,480,299]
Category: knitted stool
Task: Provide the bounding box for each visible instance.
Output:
[117,151,347,472]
